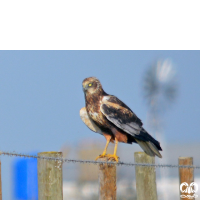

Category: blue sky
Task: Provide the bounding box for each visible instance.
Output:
[0,51,200,199]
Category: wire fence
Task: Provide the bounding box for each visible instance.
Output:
[0,150,200,169]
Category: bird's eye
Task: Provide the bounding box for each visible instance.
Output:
[88,83,92,87]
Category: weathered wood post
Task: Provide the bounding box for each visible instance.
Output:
[179,157,194,200]
[98,158,117,200]
[37,151,63,200]
[134,152,158,200]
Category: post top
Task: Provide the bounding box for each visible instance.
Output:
[179,157,193,159]
[38,151,62,157]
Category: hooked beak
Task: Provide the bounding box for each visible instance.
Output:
[82,85,88,92]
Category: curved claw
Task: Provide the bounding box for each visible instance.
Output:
[107,154,119,162]
[95,153,116,161]
[95,153,107,161]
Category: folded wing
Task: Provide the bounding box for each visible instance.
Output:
[100,96,143,136]
[100,96,162,158]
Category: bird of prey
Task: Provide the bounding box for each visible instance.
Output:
[80,77,162,162]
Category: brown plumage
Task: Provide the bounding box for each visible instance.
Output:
[80,77,162,162]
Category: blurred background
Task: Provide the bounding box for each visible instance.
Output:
[0,51,200,199]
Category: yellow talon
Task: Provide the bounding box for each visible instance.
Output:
[95,138,120,162]
[95,153,107,161]
[95,139,110,161]
[106,139,119,162]
[107,154,119,162]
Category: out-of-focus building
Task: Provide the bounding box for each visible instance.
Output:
[77,140,100,182]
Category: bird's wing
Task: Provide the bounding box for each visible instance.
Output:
[100,96,162,158]
[100,96,143,136]
[80,107,102,135]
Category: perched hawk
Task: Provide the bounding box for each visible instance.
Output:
[80,77,162,162]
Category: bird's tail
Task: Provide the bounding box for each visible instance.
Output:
[135,139,162,158]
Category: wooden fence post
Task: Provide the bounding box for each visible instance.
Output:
[179,157,194,200]
[98,158,117,200]
[37,151,63,200]
[134,152,158,200]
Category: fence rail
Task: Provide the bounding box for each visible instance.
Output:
[0,150,200,169]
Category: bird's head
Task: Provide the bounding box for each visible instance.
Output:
[82,77,103,95]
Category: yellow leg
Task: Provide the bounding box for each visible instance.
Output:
[95,139,110,160]
[114,139,118,155]
[107,139,119,162]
